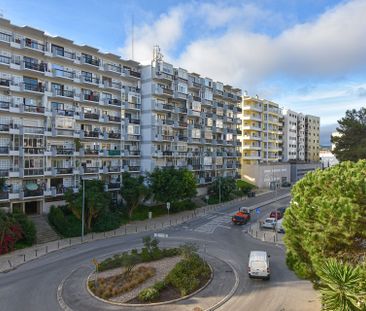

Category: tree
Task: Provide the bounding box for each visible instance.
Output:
[64,179,111,231]
[148,167,197,204]
[209,176,236,201]
[0,211,23,254]
[318,259,365,311]
[120,172,150,218]
[283,160,366,290]
[332,107,366,162]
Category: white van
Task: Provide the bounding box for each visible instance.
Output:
[277,218,285,233]
[248,251,270,280]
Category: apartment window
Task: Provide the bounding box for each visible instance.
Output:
[51,44,64,56]
[82,71,92,82]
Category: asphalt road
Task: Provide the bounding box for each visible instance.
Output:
[0,191,320,311]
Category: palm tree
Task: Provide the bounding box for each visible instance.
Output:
[318,258,365,311]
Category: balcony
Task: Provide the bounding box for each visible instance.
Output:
[53,108,74,117]
[53,68,74,79]
[0,32,11,43]
[22,104,45,114]
[22,82,45,93]
[0,169,8,177]
[0,146,9,154]
[55,167,73,175]
[108,132,121,139]
[23,147,45,155]
[0,78,10,88]
[104,80,121,90]
[0,100,10,110]
[107,183,120,190]
[83,93,100,102]
[81,76,100,85]
[53,89,74,98]
[54,148,74,155]
[23,189,44,197]
[84,148,99,155]
[83,166,99,174]
[24,61,46,72]
[0,123,10,132]
[84,131,99,138]
[52,48,75,60]
[81,56,100,67]
[126,134,140,141]
[105,98,122,106]
[24,39,45,52]
[105,166,120,173]
[108,115,121,122]
[127,118,140,125]
[104,63,122,74]
[83,112,100,120]
[23,168,44,176]
[108,149,121,156]
[0,192,8,200]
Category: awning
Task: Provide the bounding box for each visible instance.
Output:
[25,183,39,191]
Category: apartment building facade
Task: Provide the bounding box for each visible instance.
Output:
[305,115,320,161]
[239,95,282,165]
[140,47,242,186]
[282,109,305,161]
[0,18,142,214]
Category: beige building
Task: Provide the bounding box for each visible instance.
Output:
[305,115,320,161]
[239,95,282,169]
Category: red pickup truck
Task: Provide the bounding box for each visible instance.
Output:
[232,209,251,225]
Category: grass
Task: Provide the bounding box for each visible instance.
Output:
[89,266,156,299]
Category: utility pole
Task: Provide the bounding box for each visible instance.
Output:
[218,176,221,203]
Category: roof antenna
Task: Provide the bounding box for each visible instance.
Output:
[131,14,134,60]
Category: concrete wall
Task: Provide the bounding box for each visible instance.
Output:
[241,163,291,188]
[290,162,322,182]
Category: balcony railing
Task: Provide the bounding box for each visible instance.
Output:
[84,131,99,138]
[23,82,45,92]
[52,48,75,60]
[81,76,100,84]
[82,56,100,66]
[83,93,99,102]
[53,108,74,117]
[84,148,99,155]
[104,81,121,89]
[56,167,73,174]
[53,68,74,79]
[23,104,45,113]
[0,169,8,177]
[108,115,121,122]
[0,146,9,154]
[108,183,120,189]
[107,166,120,172]
[0,55,10,65]
[108,132,121,139]
[104,63,122,74]
[24,61,46,72]
[83,166,99,173]
[108,149,121,156]
[0,32,11,43]
[0,78,10,87]
[24,189,44,197]
[24,39,45,51]
[84,112,99,120]
[105,98,122,106]
[0,124,10,131]
[53,89,74,98]
[24,168,44,176]
[55,148,74,155]
[23,147,45,154]
[0,100,10,109]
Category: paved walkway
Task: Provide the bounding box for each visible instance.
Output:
[0,190,290,273]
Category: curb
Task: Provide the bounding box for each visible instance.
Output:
[85,258,214,307]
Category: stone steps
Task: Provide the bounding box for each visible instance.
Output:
[29,215,59,244]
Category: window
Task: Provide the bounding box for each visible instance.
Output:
[51,44,64,57]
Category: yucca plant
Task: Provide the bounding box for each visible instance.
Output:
[318,258,365,311]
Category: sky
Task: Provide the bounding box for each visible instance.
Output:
[1,0,366,145]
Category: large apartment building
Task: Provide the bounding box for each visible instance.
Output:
[0,18,142,214]
[305,115,320,161]
[140,47,242,185]
[239,95,282,165]
[0,20,242,214]
[282,109,305,161]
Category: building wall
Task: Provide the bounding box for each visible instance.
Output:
[305,115,320,161]
[282,109,298,161]
[290,162,322,182]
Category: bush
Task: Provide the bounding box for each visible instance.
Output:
[48,206,81,238]
[138,287,160,302]
[236,180,256,195]
[166,253,210,296]
[13,213,36,245]
[207,196,220,205]
[92,211,122,232]
[171,200,196,213]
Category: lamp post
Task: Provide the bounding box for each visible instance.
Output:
[218,176,221,204]
[81,178,85,242]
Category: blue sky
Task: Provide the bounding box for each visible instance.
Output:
[1,0,366,145]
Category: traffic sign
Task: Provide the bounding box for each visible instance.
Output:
[256,208,261,215]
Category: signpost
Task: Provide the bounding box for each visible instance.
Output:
[92,258,99,288]
[167,202,170,216]
[256,207,261,215]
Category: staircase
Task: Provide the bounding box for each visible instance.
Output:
[29,215,60,244]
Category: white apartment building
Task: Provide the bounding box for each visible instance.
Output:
[0,18,142,214]
[140,47,241,186]
[305,115,320,162]
[282,109,305,161]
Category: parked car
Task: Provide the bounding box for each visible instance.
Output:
[269,210,283,220]
[276,218,285,233]
[281,181,291,187]
[277,207,288,215]
[261,217,277,229]
[248,250,270,280]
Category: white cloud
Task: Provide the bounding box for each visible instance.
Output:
[119,4,189,64]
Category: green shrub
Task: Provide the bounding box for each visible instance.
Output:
[13,212,36,245]
[171,200,196,213]
[236,180,256,195]
[138,287,160,302]
[166,253,210,296]
[48,206,81,237]
[92,211,122,232]
[153,280,166,291]
[207,196,220,205]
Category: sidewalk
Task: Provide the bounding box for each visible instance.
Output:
[0,189,288,273]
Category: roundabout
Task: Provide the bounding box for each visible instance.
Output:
[58,250,238,311]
